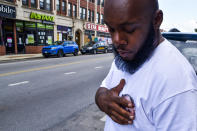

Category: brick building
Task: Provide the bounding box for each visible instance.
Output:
[0,0,110,55]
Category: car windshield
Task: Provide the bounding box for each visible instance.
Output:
[169,40,197,72]
[52,41,63,45]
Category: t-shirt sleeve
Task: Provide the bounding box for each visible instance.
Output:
[153,90,197,131]
[100,61,115,89]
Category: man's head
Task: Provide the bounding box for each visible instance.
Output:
[104,0,163,74]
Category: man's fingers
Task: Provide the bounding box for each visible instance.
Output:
[114,97,135,108]
[110,111,133,125]
[110,102,135,121]
[114,79,125,94]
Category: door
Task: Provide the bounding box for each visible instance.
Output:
[17,33,25,53]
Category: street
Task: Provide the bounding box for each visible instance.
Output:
[0,53,113,131]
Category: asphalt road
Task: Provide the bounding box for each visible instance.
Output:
[0,53,114,131]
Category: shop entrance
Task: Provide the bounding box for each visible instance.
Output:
[75,30,81,48]
[2,19,15,54]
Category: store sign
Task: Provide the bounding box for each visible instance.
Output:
[0,4,16,18]
[85,23,109,33]
[30,12,55,22]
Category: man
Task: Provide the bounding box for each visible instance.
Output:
[95,0,197,130]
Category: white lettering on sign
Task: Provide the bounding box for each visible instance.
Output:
[85,23,109,33]
[0,5,15,14]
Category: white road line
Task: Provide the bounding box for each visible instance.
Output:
[95,66,103,69]
[8,81,29,87]
[64,72,76,75]
[100,115,106,122]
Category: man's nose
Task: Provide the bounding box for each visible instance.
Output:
[113,31,127,46]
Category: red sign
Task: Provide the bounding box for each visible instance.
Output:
[85,23,109,33]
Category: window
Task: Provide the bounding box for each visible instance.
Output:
[101,14,104,24]
[97,0,100,5]
[96,12,100,24]
[92,11,94,22]
[31,0,36,7]
[89,0,94,3]
[88,9,91,21]
[80,7,83,19]
[22,0,28,5]
[62,1,66,13]
[56,0,60,11]
[68,3,72,17]
[73,5,77,17]
[46,0,51,11]
[5,0,14,2]
[40,0,51,11]
[22,0,36,7]
[101,0,104,7]
[83,8,86,20]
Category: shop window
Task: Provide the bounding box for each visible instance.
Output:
[40,0,51,11]
[56,0,60,11]
[91,11,94,22]
[96,12,100,24]
[88,9,91,22]
[68,3,72,17]
[73,5,77,18]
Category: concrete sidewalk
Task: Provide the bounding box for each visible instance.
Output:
[45,103,106,131]
[0,54,43,63]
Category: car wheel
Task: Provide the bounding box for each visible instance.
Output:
[73,49,78,56]
[81,51,85,55]
[93,49,97,54]
[57,50,63,57]
[104,49,108,53]
[43,54,49,58]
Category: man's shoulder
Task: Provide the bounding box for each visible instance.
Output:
[150,40,195,77]
[146,40,197,106]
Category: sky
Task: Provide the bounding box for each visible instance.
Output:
[159,0,197,32]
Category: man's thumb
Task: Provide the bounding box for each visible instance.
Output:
[115,79,126,94]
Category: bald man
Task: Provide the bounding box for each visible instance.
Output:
[95,0,197,130]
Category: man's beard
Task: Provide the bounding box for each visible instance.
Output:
[113,24,156,74]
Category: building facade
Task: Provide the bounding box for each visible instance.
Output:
[0,0,110,55]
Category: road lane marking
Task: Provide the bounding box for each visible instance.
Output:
[0,57,113,77]
[100,115,106,122]
[64,72,76,75]
[8,81,29,87]
[95,66,103,69]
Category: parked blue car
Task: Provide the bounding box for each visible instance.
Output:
[42,41,79,58]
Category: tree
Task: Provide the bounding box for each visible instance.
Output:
[195,29,197,32]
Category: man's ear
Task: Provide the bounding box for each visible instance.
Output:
[153,10,163,30]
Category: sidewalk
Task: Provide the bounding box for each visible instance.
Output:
[46,103,106,131]
[0,54,43,63]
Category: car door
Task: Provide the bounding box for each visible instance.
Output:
[63,42,70,53]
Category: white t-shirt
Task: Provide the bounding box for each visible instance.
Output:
[101,39,197,131]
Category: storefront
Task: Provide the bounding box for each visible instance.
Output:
[84,22,111,44]
[15,21,54,53]
[0,4,16,55]
[57,25,72,41]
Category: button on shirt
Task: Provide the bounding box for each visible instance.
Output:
[101,40,197,131]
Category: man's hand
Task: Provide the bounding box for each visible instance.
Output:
[95,79,135,125]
